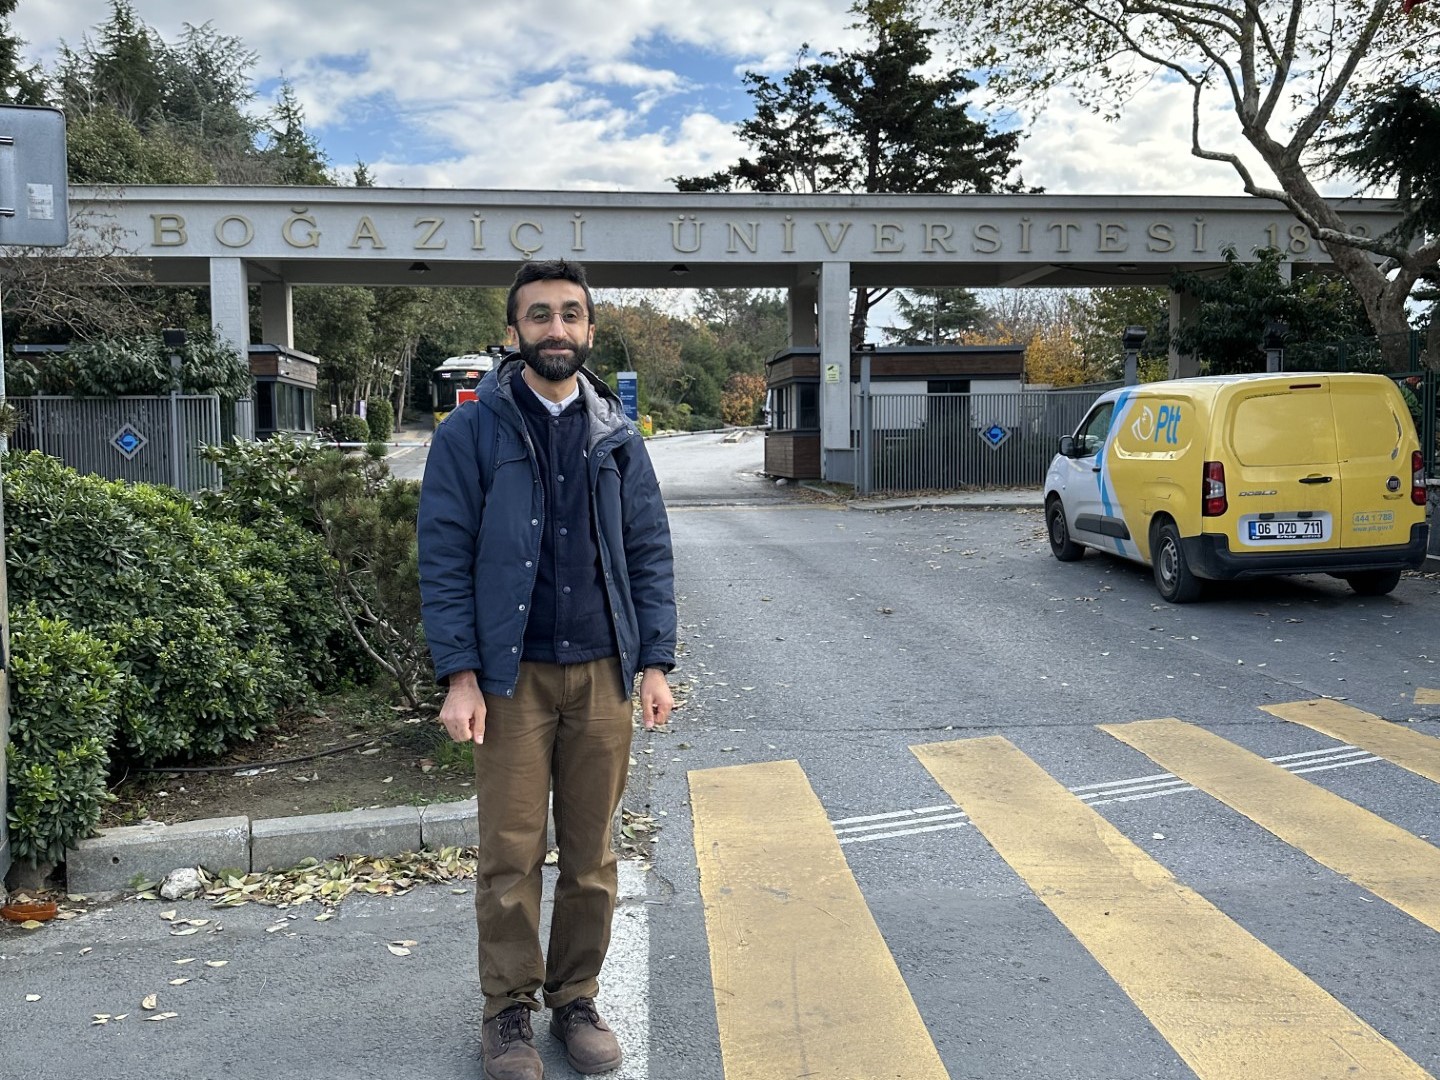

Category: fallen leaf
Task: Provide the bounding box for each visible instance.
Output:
[184,919,210,927]
[169,978,190,986]
[265,924,288,934]
[170,926,200,937]
[159,910,177,922]
[386,944,411,957]
[146,1012,179,1022]
[18,920,43,929]
[173,958,195,965]
[314,912,335,922]
[141,994,158,1010]
[392,939,418,948]
[204,960,228,968]
[25,994,40,1002]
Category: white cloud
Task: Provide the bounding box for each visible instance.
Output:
[11,0,1344,200]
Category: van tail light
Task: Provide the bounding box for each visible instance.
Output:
[1203,460,1228,516]
[1415,450,1427,507]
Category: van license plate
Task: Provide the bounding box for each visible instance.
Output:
[1247,518,1326,541]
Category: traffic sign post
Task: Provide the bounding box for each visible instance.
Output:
[616,371,639,421]
[0,105,69,884]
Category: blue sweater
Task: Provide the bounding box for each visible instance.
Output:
[510,365,613,665]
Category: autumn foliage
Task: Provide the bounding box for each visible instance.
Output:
[721,372,768,426]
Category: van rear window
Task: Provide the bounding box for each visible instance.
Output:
[1333,385,1404,462]
[1230,393,1337,466]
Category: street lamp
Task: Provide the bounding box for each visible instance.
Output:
[1263,319,1288,372]
[1122,325,1148,385]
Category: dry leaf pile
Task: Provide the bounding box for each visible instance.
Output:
[619,810,660,859]
[204,847,479,909]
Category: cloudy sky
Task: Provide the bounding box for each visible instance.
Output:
[11,0,1273,198]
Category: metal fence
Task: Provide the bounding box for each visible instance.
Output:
[856,389,1107,493]
[9,395,224,493]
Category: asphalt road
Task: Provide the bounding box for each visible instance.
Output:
[642,477,1440,1080]
[5,430,1437,1080]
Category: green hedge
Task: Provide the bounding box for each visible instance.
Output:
[324,414,371,444]
[3,443,417,862]
[6,604,123,866]
[366,399,395,442]
[3,451,326,763]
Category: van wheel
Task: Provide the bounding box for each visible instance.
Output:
[1152,521,1204,603]
[1047,498,1084,561]
[1344,569,1402,597]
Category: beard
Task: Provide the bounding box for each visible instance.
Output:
[519,336,590,382]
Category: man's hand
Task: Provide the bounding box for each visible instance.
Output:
[639,667,674,730]
[440,671,486,744]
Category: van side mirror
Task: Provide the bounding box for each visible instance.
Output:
[1058,435,1076,457]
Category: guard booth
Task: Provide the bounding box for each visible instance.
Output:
[764,344,1026,482]
[248,344,319,440]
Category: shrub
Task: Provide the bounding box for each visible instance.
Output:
[3,451,310,763]
[323,414,371,444]
[366,398,395,442]
[5,330,250,399]
[6,604,123,865]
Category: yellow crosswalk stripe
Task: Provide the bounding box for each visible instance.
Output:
[1263,698,1440,784]
[689,760,949,1080]
[1102,717,1440,933]
[913,735,1434,1080]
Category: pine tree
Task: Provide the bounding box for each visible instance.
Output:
[673,0,1029,344]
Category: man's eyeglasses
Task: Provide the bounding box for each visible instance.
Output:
[521,308,588,327]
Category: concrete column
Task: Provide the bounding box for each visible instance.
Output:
[260,281,294,348]
[818,262,852,482]
[788,284,817,347]
[209,257,250,357]
[1167,288,1201,379]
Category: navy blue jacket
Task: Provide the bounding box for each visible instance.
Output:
[417,356,677,699]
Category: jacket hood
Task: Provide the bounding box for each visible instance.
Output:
[482,353,632,447]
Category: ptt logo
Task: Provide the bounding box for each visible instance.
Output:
[1130,404,1181,445]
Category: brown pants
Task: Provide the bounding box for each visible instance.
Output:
[475,658,633,1019]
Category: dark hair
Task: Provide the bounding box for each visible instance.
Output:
[506,259,595,326]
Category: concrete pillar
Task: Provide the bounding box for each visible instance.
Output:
[260,281,294,349]
[209,257,250,357]
[788,284,817,347]
[818,262,852,482]
[1167,288,1201,379]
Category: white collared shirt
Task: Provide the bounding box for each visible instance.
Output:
[526,380,580,416]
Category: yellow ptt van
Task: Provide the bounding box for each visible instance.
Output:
[1044,373,1430,603]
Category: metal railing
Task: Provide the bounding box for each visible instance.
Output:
[856,389,1105,494]
[9,395,224,493]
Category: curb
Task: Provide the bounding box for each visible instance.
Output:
[64,797,550,898]
[847,494,1044,512]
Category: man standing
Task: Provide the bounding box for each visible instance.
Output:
[418,259,676,1080]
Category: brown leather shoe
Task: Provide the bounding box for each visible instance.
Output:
[549,997,622,1074]
[481,1004,543,1080]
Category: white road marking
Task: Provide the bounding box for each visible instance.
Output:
[835,744,1380,846]
[601,860,649,1080]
